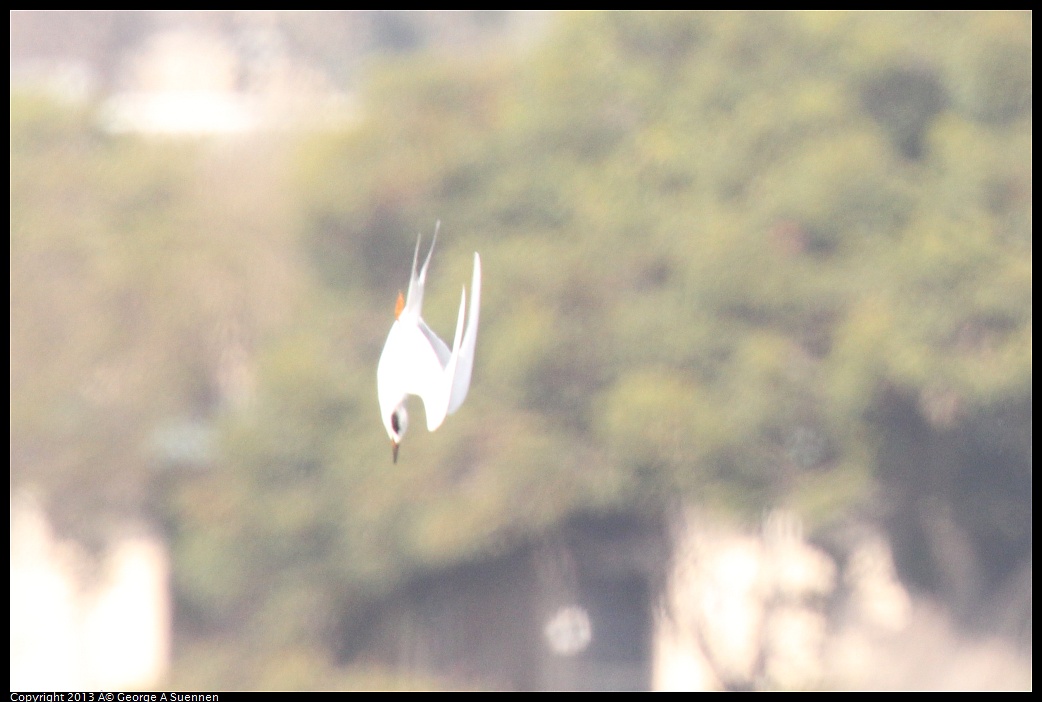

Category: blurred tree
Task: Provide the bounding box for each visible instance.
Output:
[206,10,1032,682]
[10,93,305,545]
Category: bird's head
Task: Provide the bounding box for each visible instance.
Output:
[384,403,408,463]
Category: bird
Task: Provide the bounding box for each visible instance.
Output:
[377,223,481,462]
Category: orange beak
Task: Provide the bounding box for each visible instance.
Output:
[392,440,400,464]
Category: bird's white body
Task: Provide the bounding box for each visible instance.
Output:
[377,225,481,461]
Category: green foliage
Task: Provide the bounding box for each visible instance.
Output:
[11,10,1031,689]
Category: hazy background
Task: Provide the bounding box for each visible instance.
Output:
[10,10,1031,690]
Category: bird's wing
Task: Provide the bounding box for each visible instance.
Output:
[446,252,481,416]
[377,319,448,425]
[420,285,467,431]
[413,252,480,431]
[417,318,451,367]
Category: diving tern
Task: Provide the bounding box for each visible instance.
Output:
[377,224,481,462]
